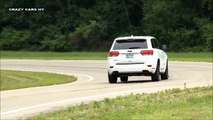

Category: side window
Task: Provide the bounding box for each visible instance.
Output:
[155,39,160,48]
[151,39,155,48]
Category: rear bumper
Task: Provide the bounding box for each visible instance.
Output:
[111,70,152,76]
[108,64,155,76]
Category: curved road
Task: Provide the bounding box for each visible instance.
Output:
[0,60,212,119]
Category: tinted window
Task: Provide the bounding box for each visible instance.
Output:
[154,39,160,48]
[151,39,160,48]
[151,39,155,48]
[113,39,147,50]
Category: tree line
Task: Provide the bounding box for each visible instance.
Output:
[0,0,212,52]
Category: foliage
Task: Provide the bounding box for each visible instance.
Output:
[0,0,212,52]
[143,0,213,52]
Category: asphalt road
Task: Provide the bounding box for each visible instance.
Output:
[0,60,212,119]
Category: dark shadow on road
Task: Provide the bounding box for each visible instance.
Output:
[117,80,158,84]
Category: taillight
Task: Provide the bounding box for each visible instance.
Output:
[108,51,119,57]
[140,50,154,55]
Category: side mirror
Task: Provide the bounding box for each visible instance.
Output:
[162,44,167,50]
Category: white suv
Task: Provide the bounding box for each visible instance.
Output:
[107,36,169,83]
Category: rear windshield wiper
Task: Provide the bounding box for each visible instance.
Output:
[128,47,141,49]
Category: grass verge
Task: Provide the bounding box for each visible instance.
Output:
[30,86,213,120]
[1,51,212,62]
[168,52,213,62]
[0,51,107,60]
[0,70,77,91]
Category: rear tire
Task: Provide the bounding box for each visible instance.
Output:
[161,61,169,80]
[151,62,160,81]
[120,76,128,82]
[108,73,117,83]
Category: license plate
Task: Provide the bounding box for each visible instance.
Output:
[126,53,134,58]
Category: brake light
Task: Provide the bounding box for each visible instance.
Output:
[108,51,119,57]
[140,50,154,55]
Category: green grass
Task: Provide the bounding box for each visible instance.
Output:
[0,51,108,60]
[30,86,213,120]
[168,52,213,62]
[0,70,77,90]
[0,51,212,62]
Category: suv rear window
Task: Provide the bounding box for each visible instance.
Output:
[113,39,147,50]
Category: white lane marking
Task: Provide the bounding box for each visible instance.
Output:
[0,89,144,116]
[0,68,94,83]
[0,71,94,116]
[71,73,94,83]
